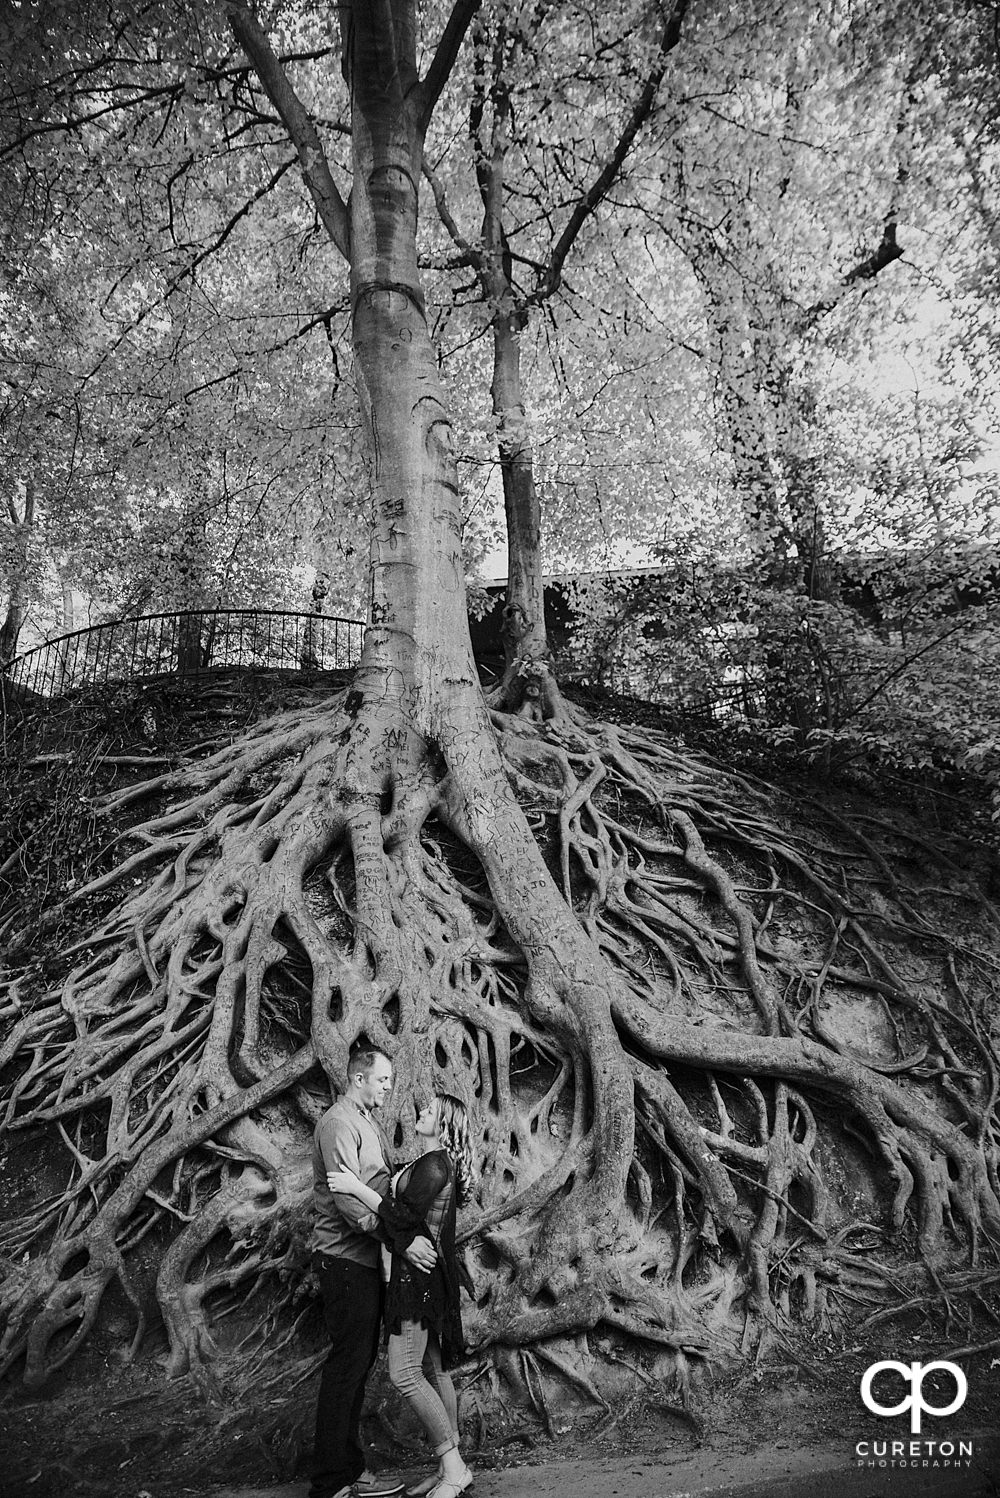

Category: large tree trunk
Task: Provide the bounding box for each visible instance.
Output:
[343,5,635,1303]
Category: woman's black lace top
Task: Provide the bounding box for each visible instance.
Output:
[378,1149,464,1367]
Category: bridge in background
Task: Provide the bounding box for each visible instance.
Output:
[3,609,365,703]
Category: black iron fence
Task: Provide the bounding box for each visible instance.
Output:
[4,609,365,701]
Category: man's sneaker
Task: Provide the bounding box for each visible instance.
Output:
[354,1477,405,1498]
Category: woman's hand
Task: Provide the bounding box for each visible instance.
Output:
[327,1167,362,1196]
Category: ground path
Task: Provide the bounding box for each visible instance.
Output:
[204,1431,1000,1498]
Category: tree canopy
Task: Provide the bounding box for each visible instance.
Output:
[4,0,997,650]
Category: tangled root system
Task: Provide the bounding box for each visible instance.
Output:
[1,685,998,1405]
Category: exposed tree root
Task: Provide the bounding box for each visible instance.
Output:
[1,687,998,1404]
[486,639,574,724]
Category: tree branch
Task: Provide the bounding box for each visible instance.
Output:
[532,0,690,306]
[131,298,351,439]
[419,0,483,133]
[423,158,482,270]
[0,82,188,161]
[162,156,297,297]
[77,159,301,389]
[799,220,903,330]
[836,614,974,726]
[225,1,350,260]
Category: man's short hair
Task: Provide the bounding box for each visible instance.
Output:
[348,1043,389,1079]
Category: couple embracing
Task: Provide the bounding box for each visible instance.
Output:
[309,1043,476,1498]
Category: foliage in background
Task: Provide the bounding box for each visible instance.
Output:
[3,0,999,665]
[556,537,1000,832]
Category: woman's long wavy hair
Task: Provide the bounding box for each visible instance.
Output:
[435,1093,478,1207]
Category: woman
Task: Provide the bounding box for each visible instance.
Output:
[328,1093,476,1498]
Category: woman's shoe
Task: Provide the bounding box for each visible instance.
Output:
[426,1468,473,1498]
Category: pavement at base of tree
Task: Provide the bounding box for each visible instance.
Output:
[200,1430,1000,1498]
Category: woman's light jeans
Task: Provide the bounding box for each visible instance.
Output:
[388,1318,459,1454]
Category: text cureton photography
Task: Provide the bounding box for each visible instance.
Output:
[854,1358,977,1472]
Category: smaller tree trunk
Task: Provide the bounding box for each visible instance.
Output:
[55,578,76,690]
[0,598,24,668]
[176,613,206,674]
[489,310,564,719]
[1,479,35,668]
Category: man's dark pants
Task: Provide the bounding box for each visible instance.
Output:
[310,1253,383,1498]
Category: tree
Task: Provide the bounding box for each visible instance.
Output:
[0,0,998,1433]
[651,7,906,587]
[603,0,1000,746]
[0,482,35,665]
[428,1,688,717]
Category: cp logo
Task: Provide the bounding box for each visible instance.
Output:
[860,1360,967,1434]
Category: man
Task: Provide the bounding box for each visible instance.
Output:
[310,1043,437,1498]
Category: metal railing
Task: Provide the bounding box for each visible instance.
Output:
[3,609,365,701]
